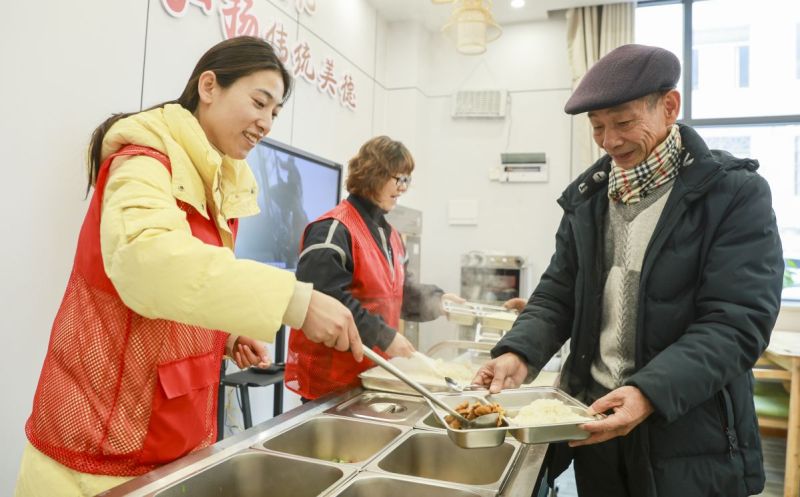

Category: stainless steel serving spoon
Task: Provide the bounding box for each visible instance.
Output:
[444,376,495,406]
[444,376,488,393]
[362,348,499,429]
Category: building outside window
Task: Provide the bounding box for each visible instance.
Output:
[636,0,800,301]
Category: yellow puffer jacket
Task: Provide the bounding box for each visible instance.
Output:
[99,103,310,340]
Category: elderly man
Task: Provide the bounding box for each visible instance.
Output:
[473,44,783,497]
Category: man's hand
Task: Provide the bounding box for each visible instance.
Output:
[502,297,527,313]
[569,385,655,447]
[471,352,529,393]
[385,333,416,358]
[301,290,364,362]
[232,336,270,369]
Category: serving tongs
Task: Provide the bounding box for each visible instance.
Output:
[362,348,499,429]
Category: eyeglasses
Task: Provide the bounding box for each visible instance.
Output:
[392,175,412,188]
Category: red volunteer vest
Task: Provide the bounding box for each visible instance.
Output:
[285,200,405,399]
[25,145,237,476]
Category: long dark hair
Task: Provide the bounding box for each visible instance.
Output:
[86,36,292,192]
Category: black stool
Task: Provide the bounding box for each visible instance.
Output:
[217,363,284,441]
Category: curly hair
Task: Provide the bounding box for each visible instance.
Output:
[345,136,415,199]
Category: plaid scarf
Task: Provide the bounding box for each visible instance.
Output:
[607,125,683,205]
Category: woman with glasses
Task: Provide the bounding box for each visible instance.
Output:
[285,136,462,400]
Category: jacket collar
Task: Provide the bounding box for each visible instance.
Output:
[558,123,755,213]
[103,104,259,229]
[347,194,390,230]
[162,103,222,206]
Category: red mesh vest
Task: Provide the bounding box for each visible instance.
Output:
[285,200,405,399]
[25,145,237,476]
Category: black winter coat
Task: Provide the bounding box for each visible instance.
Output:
[493,124,783,497]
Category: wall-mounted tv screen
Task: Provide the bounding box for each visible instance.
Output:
[235,137,342,271]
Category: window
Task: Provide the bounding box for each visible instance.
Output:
[796,136,800,196]
[637,0,800,301]
[796,23,800,79]
[737,45,749,88]
[701,133,750,158]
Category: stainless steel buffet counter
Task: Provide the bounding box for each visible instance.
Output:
[97,387,546,497]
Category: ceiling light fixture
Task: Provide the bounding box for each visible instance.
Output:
[442,0,502,55]
[510,0,525,8]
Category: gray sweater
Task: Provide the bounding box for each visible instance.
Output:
[590,181,674,390]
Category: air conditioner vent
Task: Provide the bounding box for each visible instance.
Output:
[451,90,507,118]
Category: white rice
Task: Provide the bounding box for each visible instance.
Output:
[511,398,591,425]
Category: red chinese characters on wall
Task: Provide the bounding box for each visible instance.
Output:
[159,0,357,110]
[318,58,337,97]
[161,0,213,17]
[264,21,290,65]
[339,74,356,110]
[220,0,259,38]
[292,42,317,83]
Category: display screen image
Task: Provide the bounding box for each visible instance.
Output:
[234,138,342,270]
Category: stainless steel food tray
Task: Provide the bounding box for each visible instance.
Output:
[364,430,521,494]
[359,341,553,395]
[152,449,356,497]
[443,301,518,331]
[359,369,452,395]
[326,391,430,425]
[479,310,517,331]
[425,340,494,362]
[254,415,410,467]
[322,472,496,497]
[426,387,595,448]
[423,392,509,448]
[493,387,596,444]
[359,341,490,395]
[446,306,477,326]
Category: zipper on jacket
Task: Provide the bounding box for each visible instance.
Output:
[377,227,395,280]
[566,202,604,391]
[716,389,738,458]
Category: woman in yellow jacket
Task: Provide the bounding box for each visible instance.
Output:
[15,36,363,497]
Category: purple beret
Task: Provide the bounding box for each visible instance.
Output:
[564,44,681,115]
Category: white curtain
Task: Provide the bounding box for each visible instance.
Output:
[566,2,635,176]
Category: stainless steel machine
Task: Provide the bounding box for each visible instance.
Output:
[385,205,423,348]
[459,251,529,305]
[458,252,531,342]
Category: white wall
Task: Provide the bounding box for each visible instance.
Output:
[0,0,574,493]
[1,0,150,491]
[377,17,575,351]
